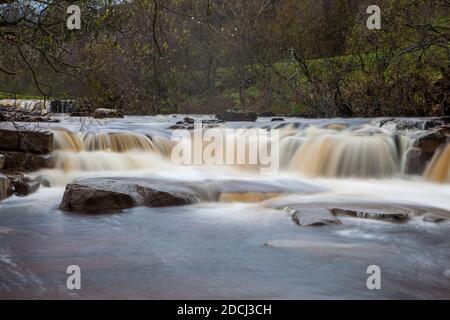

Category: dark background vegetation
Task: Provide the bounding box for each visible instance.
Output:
[0,0,449,117]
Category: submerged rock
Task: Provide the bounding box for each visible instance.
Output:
[326,123,347,131]
[330,207,410,222]
[59,177,204,213]
[35,175,51,188]
[284,206,342,227]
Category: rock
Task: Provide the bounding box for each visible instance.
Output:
[59,177,204,213]
[217,110,257,122]
[404,147,424,175]
[220,192,281,202]
[183,117,194,124]
[0,173,9,201]
[0,151,54,171]
[35,175,51,187]
[93,108,124,119]
[0,122,54,153]
[330,207,410,222]
[380,118,443,130]
[59,177,325,213]
[414,128,449,163]
[0,154,4,169]
[169,118,224,130]
[423,213,448,223]
[49,100,76,113]
[271,117,285,122]
[284,206,342,227]
[9,176,40,196]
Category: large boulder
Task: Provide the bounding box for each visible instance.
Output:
[93,108,124,119]
[217,110,257,122]
[0,174,9,201]
[59,177,326,213]
[59,177,205,213]
[0,122,54,153]
[0,151,54,171]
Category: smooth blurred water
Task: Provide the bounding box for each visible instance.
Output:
[0,115,449,299]
[0,177,449,299]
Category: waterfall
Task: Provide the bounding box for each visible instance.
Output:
[47,125,448,181]
[51,129,174,172]
[288,134,399,178]
[0,99,49,112]
[424,143,450,183]
[53,129,155,152]
[278,126,400,178]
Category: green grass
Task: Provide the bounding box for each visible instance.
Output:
[0,92,48,100]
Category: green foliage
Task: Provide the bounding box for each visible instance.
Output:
[1,0,449,116]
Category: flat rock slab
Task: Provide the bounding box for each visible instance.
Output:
[330,207,410,222]
[423,213,448,223]
[283,206,342,227]
[0,122,54,153]
[1,151,54,171]
[60,177,205,213]
[59,177,327,213]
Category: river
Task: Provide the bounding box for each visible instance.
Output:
[0,115,449,299]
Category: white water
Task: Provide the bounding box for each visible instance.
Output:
[1,115,449,299]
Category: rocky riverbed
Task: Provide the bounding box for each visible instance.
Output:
[0,112,449,299]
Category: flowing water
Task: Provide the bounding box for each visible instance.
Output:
[0,115,449,299]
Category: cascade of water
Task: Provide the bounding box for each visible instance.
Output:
[51,129,174,172]
[288,132,399,178]
[48,125,448,182]
[0,99,49,112]
[424,143,450,183]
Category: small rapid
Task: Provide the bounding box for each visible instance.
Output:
[48,120,448,182]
